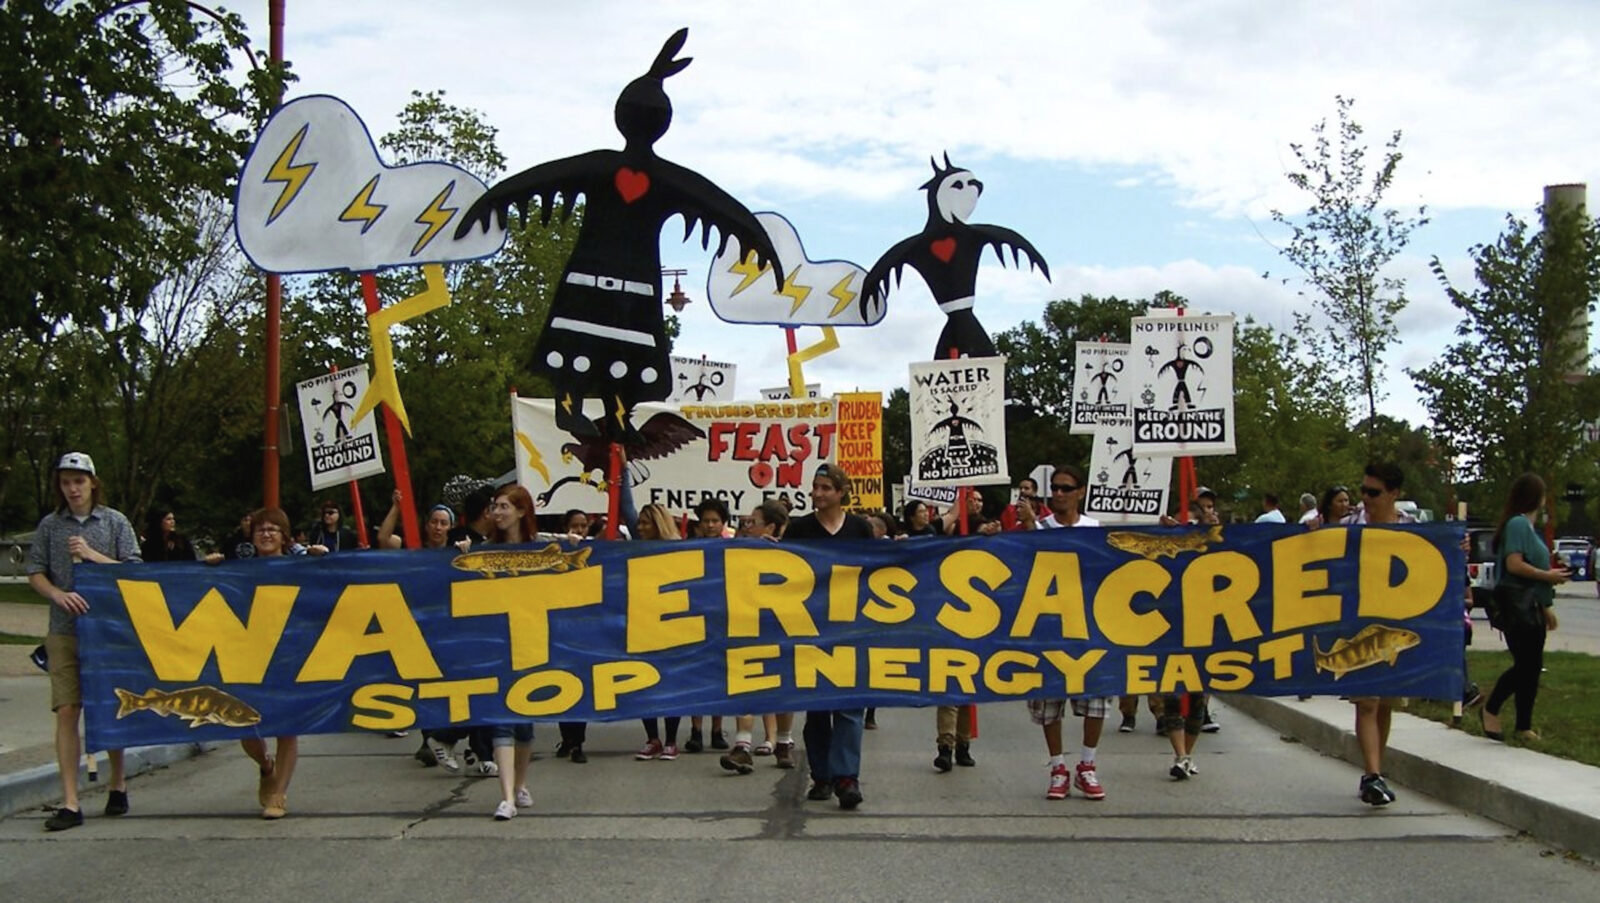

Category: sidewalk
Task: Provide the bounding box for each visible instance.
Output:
[2,603,1599,861]
[0,600,212,818]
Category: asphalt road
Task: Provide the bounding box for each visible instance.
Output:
[2,698,1597,903]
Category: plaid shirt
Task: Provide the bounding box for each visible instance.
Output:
[27,505,141,636]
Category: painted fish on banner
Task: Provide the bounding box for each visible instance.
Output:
[909,356,1009,488]
[1128,313,1235,456]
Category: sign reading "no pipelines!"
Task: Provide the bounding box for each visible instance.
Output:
[76,523,1465,749]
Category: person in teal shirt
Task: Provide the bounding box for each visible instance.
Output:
[1483,473,1566,742]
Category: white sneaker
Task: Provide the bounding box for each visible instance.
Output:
[472,760,499,777]
[428,739,461,774]
[1183,756,1199,776]
[1169,756,1190,780]
[493,800,516,821]
[515,787,533,808]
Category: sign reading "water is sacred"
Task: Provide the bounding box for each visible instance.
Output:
[76,523,1466,748]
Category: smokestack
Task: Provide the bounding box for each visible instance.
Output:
[1544,183,1588,381]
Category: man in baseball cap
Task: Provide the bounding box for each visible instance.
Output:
[27,450,140,830]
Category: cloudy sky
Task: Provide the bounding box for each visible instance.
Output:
[235,0,1600,426]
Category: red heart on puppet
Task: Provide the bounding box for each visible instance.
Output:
[615,168,650,203]
[930,237,957,263]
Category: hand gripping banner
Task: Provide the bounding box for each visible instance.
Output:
[77,523,1465,748]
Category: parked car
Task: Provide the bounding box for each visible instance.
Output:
[1465,526,1497,609]
[1554,537,1592,581]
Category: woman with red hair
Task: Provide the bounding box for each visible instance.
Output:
[485,485,539,820]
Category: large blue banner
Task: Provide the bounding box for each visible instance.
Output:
[78,523,1466,748]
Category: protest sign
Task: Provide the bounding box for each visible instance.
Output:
[908,356,1009,488]
[669,355,738,403]
[1084,415,1171,524]
[835,392,884,510]
[1128,313,1236,456]
[296,368,386,491]
[1071,342,1132,434]
[513,397,837,517]
[761,384,822,400]
[79,523,1466,748]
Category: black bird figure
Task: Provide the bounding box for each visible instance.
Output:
[457,29,783,442]
[860,154,1049,359]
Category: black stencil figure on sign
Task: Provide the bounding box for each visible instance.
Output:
[679,368,723,401]
[536,411,704,507]
[456,29,782,442]
[918,397,1000,479]
[860,155,1049,359]
[1158,340,1206,412]
[322,380,358,442]
[1089,358,1121,404]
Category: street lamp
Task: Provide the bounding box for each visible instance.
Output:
[662,268,691,312]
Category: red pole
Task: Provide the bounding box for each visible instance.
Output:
[261,0,286,508]
[359,273,421,548]
[606,442,623,540]
[347,482,369,548]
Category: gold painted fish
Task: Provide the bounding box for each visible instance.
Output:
[1105,524,1224,560]
[1312,624,1421,679]
[114,686,261,728]
[451,542,592,578]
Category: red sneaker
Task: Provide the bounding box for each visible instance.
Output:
[1046,763,1070,800]
[634,739,663,761]
[1074,761,1106,800]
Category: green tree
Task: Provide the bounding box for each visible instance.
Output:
[995,293,1163,477]
[0,0,287,531]
[0,0,288,335]
[1410,203,1600,505]
[1270,96,1427,451]
[1200,317,1365,518]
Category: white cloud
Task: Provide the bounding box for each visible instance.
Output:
[228,1,1599,432]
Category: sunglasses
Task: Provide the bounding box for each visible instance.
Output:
[1051,483,1081,493]
[1360,486,1385,498]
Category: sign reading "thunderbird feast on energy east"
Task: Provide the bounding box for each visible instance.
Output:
[75,523,1465,748]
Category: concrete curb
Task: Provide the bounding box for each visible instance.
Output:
[1228,695,1600,862]
[0,742,216,819]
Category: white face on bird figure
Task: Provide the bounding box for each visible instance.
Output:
[934,170,982,224]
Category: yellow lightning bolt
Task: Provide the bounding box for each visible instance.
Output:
[561,393,575,417]
[613,395,626,431]
[727,251,771,296]
[515,431,551,486]
[352,264,452,435]
[826,273,858,318]
[780,269,812,316]
[339,175,388,234]
[786,326,839,397]
[264,124,315,226]
[411,181,458,257]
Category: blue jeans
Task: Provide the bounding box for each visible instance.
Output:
[803,708,864,783]
[489,723,534,747]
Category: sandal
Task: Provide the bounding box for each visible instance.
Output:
[752,741,774,756]
[262,793,287,820]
